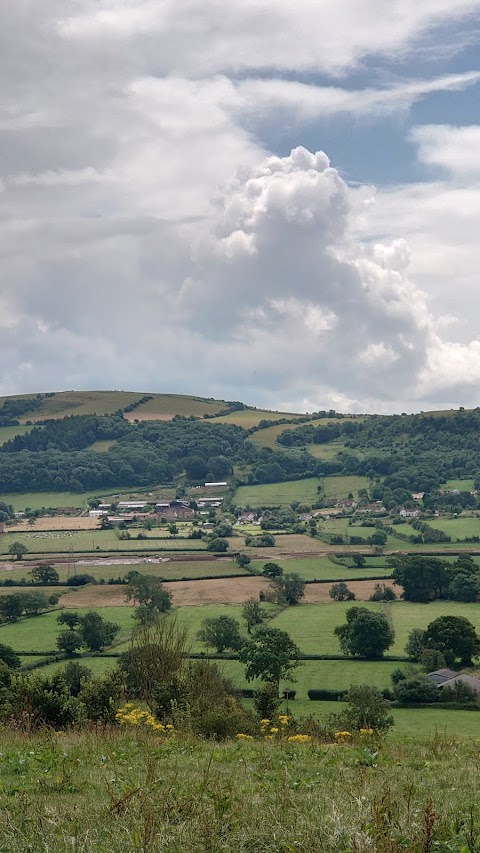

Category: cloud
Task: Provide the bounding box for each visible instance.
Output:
[59,0,480,75]
[1,2,480,413]
[410,124,480,177]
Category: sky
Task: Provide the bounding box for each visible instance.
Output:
[1,1,480,414]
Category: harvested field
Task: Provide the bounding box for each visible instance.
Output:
[8,516,99,532]
[62,576,271,608]
[60,576,396,608]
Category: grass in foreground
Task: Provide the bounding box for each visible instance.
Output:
[1,729,480,850]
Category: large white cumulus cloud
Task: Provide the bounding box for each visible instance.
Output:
[1,1,480,411]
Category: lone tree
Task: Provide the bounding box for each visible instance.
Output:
[262,562,283,579]
[198,615,244,653]
[8,542,28,561]
[125,573,172,618]
[207,537,229,553]
[239,626,301,690]
[77,611,120,652]
[242,598,265,633]
[270,572,306,605]
[425,615,480,666]
[56,630,83,657]
[57,611,81,631]
[30,564,59,584]
[405,627,426,661]
[334,607,395,659]
[329,582,356,602]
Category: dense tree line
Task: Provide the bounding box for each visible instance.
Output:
[0,394,49,426]
[0,416,253,493]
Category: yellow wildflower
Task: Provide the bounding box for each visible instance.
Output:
[236,733,254,741]
[278,715,289,726]
[360,728,374,737]
[287,734,312,744]
[335,731,352,742]
[270,727,279,734]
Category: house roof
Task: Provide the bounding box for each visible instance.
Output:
[426,668,457,684]
[438,673,480,693]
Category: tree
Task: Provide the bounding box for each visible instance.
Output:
[405,628,426,661]
[239,626,301,689]
[334,607,395,659]
[0,642,20,669]
[262,562,283,579]
[22,591,49,615]
[125,573,172,614]
[352,554,366,568]
[270,572,306,605]
[168,523,178,536]
[207,537,229,553]
[0,594,24,622]
[29,564,59,584]
[448,572,480,603]
[242,598,265,633]
[56,630,83,656]
[119,614,190,711]
[198,615,244,653]
[8,542,28,561]
[369,583,396,602]
[425,615,480,666]
[390,555,450,602]
[329,582,356,602]
[235,553,251,569]
[57,611,81,630]
[332,685,394,733]
[77,611,120,652]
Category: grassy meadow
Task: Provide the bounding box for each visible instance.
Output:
[0,425,35,445]
[3,729,480,850]
[0,529,209,555]
[235,478,322,507]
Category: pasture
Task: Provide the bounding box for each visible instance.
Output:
[18,390,145,422]
[427,516,480,541]
[0,425,35,446]
[211,410,299,428]
[123,394,226,421]
[235,478,322,508]
[0,607,135,653]
[0,529,208,555]
[272,600,480,657]
[250,556,392,581]
[321,475,373,499]
[444,478,475,492]
[0,557,248,584]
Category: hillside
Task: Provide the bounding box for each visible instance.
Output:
[0,729,477,851]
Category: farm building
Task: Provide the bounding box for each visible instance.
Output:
[426,668,457,685]
[155,501,195,520]
[117,501,149,509]
[399,508,421,518]
[204,482,227,487]
[438,674,480,695]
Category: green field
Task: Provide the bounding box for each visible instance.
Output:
[211,410,300,428]
[0,491,91,511]
[444,479,475,492]
[0,425,35,446]
[427,516,480,541]
[0,559,249,583]
[322,475,373,499]
[251,557,392,581]
[0,607,135,653]
[272,600,480,657]
[307,441,346,459]
[234,478,321,508]
[0,529,209,555]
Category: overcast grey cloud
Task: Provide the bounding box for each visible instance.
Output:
[1,1,480,412]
